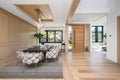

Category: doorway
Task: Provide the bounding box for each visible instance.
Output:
[67,24,90,52]
[72,25,85,52]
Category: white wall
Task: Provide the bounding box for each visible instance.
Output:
[106,0,120,62]
[93,16,107,33]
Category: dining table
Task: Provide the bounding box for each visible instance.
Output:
[23,45,52,62]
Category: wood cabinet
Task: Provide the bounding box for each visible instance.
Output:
[0,12,8,43]
[0,8,36,60]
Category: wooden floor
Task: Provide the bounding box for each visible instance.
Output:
[63,52,120,80]
[0,51,120,80]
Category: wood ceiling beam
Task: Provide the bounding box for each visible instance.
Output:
[66,0,80,24]
[15,4,53,22]
[41,19,53,22]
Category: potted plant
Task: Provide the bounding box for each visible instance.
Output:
[102,33,107,51]
[34,33,44,43]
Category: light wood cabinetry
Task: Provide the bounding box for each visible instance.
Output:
[0,12,8,43]
[0,8,37,61]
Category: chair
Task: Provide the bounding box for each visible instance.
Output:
[16,47,31,65]
[16,51,25,65]
[46,47,59,63]
[22,52,43,72]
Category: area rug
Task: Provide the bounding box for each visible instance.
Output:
[0,54,63,78]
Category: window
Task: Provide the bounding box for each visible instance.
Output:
[92,27,96,42]
[48,31,54,42]
[92,26,103,43]
[55,31,62,42]
[40,32,46,42]
[40,30,63,43]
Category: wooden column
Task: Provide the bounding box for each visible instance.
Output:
[65,24,68,53]
[117,16,120,64]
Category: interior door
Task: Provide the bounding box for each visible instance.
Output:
[72,25,85,52]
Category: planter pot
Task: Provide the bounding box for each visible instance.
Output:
[102,47,107,51]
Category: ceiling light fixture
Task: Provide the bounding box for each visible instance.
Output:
[35,8,46,19]
[35,9,46,34]
[38,18,45,34]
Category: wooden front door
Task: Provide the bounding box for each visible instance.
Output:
[72,25,85,52]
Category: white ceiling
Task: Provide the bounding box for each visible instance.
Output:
[0,0,73,27]
[0,0,111,26]
[69,13,107,24]
[76,0,110,13]
[69,0,110,24]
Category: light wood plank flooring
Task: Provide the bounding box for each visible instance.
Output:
[64,52,120,80]
[0,51,120,80]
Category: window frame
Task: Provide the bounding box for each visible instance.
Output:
[92,26,104,43]
[39,30,63,43]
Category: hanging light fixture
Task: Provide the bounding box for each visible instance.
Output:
[37,18,45,34]
[35,9,46,34]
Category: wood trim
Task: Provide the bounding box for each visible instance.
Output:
[66,0,80,23]
[74,29,75,48]
[88,24,91,52]
[117,16,120,64]
[15,4,53,22]
[41,19,53,22]
[69,23,90,26]
[65,24,68,53]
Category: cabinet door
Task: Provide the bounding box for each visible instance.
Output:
[0,12,8,43]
